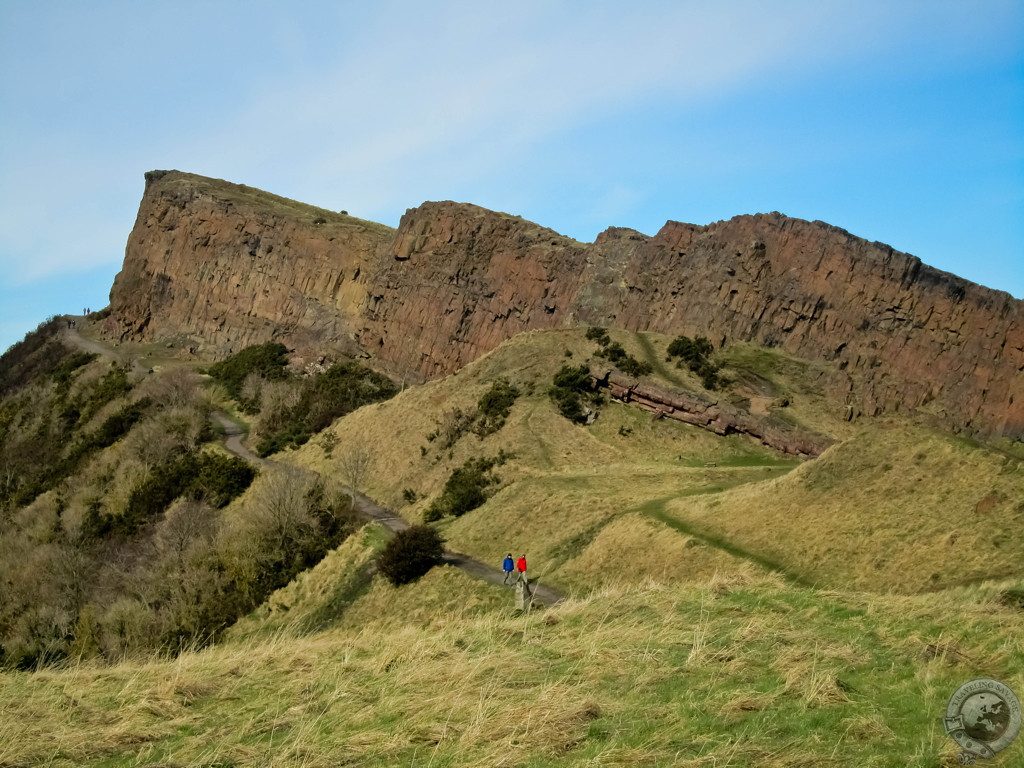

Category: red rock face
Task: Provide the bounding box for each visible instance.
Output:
[107,171,393,356]
[108,172,1024,439]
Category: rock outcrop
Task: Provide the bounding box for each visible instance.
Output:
[591,368,834,457]
[107,171,394,356]
[108,171,1024,439]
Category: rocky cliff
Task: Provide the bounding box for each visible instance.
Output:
[108,170,394,356]
[108,171,1023,439]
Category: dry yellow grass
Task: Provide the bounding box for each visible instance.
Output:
[558,512,764,588]
[3,573,1022,767]
[661,422,1024,591]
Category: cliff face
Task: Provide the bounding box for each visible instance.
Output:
[108,171,1023,438]
[108,171,394,355]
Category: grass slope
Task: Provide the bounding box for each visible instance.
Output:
[662,422,1024,592]
[287,329,804,592]
[3,573,1022,767]
[285,327,1023,594]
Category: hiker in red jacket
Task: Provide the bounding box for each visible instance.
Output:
[516,554,527,580]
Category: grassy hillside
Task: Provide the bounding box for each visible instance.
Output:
[661,423,1024,592]
[4,320,1024,766]
[3,572,1022,767]
[283,327,1024,594]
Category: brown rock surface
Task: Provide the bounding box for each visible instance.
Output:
[592,368,834,457]
[108,171,1024,439]
[107,170,394,356]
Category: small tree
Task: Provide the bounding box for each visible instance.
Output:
[378,525,444,586]
[338,442,373,491]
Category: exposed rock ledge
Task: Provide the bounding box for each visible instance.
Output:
[591,368,835,457]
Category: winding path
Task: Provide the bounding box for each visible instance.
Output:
[60,317,564,605]
[347,487,564,605]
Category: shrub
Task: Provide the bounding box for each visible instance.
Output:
[426,380,520,449]
[549,364,596,424]
[378,525,445,586]
[256,362,397,455]
[424,455,506,521]
[667,335,721,389]
[402,488,418,504]
[0,317,66,396]
[207,343,290,411]
[110,451,256,538]
[593,341,652,377]
[473,379,519,437]
[585,326,611,346]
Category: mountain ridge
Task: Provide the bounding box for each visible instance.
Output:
[106,170,1023,439]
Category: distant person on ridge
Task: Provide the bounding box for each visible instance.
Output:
[516,554,527,582]
[502,553,514,585]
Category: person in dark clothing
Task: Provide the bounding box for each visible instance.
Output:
[502,553,515,585]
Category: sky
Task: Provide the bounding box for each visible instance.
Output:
[1,0,1022,352]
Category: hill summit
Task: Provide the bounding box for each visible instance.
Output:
[106,171,1023,438]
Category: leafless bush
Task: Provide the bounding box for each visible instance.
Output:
[218,467,320,597]
[338,442,373,491]
[257,379,302,434]
[136,367,205,409]
[240,371,264,409]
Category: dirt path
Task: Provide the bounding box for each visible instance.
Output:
[60,318,564,605]
[347,488,564,605]
[61,318,148,375]
[211,411,270,467]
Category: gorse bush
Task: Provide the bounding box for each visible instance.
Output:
[590,334,652,378]
[256,362,397,455]
[473,379,519,436]
[11,397,152,508]
[423,453,510,521]
[427,379,521,448]
[207,343,290,412]
[549,364,599,424]
[0,317,67,396]
[667,335,721,389]
[378,525,445,586]
[87,450,256,539]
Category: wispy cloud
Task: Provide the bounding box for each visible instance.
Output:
[0,0,1020,287]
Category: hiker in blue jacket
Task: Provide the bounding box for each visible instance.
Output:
[502,553,515,585]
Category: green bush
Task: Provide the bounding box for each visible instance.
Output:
[667,335,721,389]
[207,343,290,411]
[0,317,65,396]
[585,326,611,346]
[257,362,397,455]
[77,366,132,423]
[106,451,256,538]
[13,398,153,508]
[378,525,445,586]
[549,364,597,424]
[593,341,652,377]
[473,379,519,437]
[424,455,507,521]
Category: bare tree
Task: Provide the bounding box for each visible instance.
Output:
[338,442,373,492]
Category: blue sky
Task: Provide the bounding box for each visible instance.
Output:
[1,1,1022,352]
